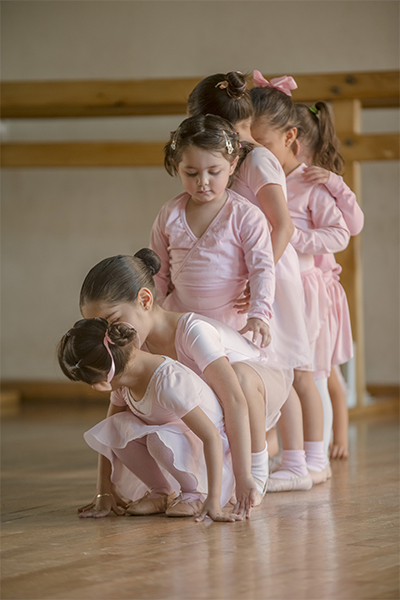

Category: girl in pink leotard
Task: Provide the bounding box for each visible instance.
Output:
[58,317,239,522]
[151,113,275,348]
[80,250,307,517]
[250,75,351,465]
[295,101,364,459]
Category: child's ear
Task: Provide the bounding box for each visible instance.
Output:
[229,156,239,174]
[137,288,153,311]
[92,381,112,392]
[285,127,297,147]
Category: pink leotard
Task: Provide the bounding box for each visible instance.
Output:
[84,357,234,506]
[150,189,275,331]
[232,147,312,369]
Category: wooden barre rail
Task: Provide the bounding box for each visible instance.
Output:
[1,71,399,118]
[1,134,398,167]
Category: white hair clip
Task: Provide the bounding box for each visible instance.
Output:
[223,130,234,154]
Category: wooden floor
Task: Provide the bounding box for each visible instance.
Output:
[1,403,399,600]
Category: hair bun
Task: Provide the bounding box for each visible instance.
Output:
[134,248,161,276]
[108,322,136,346]
[226,71,247,99]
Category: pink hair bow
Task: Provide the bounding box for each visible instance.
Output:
[253,70,297,97]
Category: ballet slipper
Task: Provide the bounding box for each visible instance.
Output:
[126,491,177,516]
[165,495,203,517]
[266,471,313,492]
[307,464,332,485]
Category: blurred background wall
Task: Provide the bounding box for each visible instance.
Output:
[1,0,399,385]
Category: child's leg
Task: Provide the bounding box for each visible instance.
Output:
[314,376,333,460]
[328,366,349,459]
[266,387,312,492]
[265,427,279,457]
[113,437,174,496]
[146,433,204,517]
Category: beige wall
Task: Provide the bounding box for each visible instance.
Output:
[1,1,399,384]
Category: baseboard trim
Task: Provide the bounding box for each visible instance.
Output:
[1,380,106,402]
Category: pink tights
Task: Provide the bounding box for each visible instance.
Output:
[113,434,201,501]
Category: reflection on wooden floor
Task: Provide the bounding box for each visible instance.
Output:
[1,403,399,600]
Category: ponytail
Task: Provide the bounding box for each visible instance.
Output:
[296,102,344,175]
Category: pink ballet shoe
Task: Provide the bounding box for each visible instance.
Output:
[266,471,313,492]
[307,464,332,485]
[126,491,177,516]
[165,494,203,517]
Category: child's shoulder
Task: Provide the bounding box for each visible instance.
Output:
[155,192,189,220]
[244,146,283,172]
[228,189,266,218]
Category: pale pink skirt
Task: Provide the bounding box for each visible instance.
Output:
[84,412,235,507]
[301,266,332,379]
[323,272,353,365]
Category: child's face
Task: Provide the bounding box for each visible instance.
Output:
[176,146,237,205]
[251,118,291,167]
[81,301,148,349]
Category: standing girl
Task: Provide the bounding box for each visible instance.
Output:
[80,250,307,513]
[58,317,239,522]
[250,75,351,460]
[295,101,364,459]
[151,113,275,348]
[188,71,330,487]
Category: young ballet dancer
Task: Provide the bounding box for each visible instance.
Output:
[58,317,241,522]
[79,250,311,510]
[151,113,275,348]
[187,71,330,488]
[250,73,351,460]
[295,101,364,459]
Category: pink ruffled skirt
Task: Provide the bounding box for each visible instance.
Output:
[301,266,332,379]
[84,412,235,508]
[323,271,353,365]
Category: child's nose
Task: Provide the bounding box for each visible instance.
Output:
[197,173,209,187]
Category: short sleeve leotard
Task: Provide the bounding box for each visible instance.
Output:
[83,358,235,506]
[232,147,312,369]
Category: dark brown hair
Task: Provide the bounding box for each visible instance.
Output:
[79,249,161,309]
[57,318,136,385]
[187,71,253,124]
[295,102,344,175]
[250,86,297,132]
[164,114,251,184]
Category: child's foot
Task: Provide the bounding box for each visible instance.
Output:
[165,494,203,517]
[126,491,177,515]
[266,471,313,492]
[307,464,332,485]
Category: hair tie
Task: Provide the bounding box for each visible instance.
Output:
[215,79,246,99]
[103,330,115,383]
[222,130,234,154]
[309,105,319,116]
[253,70,297,97]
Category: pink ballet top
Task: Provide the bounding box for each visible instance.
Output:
[150,189,275,330]
[286,164,351,376]
[314,172,364,279]
[173,312,294,431]
[232,147,312,369]
[84,358,234,505]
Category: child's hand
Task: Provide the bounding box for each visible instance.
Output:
[302,166,330,184]
[78,492,127,518]
[233,281,251,314]
[329,442,348,460]
[239,318,271,347]
[195,497,242,523]
[233,477,259,520]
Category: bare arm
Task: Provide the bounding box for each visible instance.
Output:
[181,407,240,522]
[256,183,294,264]
[78,401,128,518]
[203,357,257,518]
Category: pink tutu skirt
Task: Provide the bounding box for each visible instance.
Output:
[301,266,332,379]
[323,271,353,365]
[84,412,235,508]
